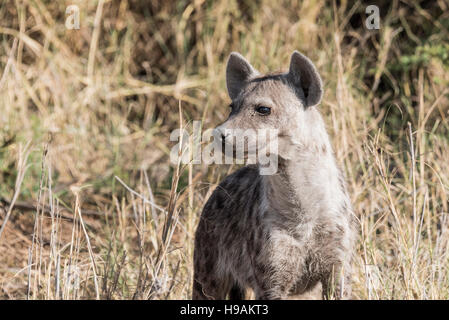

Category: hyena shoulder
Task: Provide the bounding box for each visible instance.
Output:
[201,165,262,219]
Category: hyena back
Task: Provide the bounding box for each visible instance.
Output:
[193,51,357,300]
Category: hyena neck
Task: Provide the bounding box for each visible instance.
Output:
[263,113,346,221]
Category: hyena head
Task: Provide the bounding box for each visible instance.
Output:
[215,51,325,163]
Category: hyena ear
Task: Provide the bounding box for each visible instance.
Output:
[287,51,323,107]
[226,52,258,100]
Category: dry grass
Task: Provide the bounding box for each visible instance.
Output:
[1,0,449,299]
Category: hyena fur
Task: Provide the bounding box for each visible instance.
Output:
[192,51,357,300]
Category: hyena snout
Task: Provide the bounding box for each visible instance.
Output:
[213,125,229,151]
[215,124,261,159]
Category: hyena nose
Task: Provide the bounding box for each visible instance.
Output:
[221,133,228,151]
[214,127,228,141]
[220,133,227,142]
[214,127,230,151]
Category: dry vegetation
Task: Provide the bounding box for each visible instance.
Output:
[1,0,449,299]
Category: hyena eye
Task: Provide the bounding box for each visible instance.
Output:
[255,105,271,115]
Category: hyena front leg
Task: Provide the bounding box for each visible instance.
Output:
[253,280,287,300]
[192,249,232,299]
[254,274,322,300]
[253,270,304,300]
[252,246,306,300]
[192,274,230,300]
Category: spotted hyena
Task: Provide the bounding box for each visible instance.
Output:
[192,51,357,300]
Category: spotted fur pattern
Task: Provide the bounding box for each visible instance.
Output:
[192,51,357,300]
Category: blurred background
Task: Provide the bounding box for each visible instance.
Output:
[0,0,448,299]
